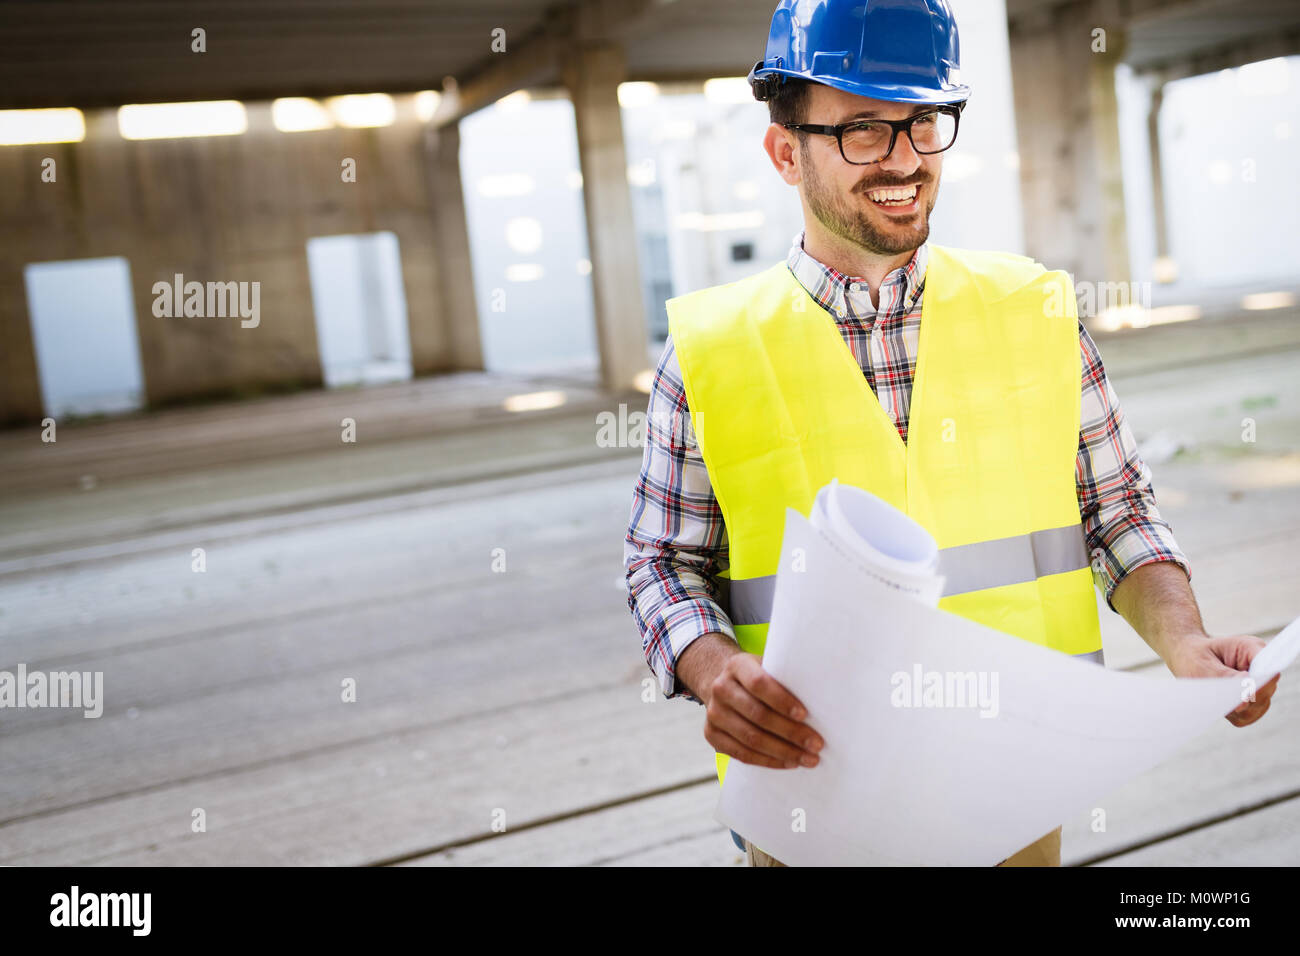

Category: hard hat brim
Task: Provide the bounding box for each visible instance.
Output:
[753,67,970,106]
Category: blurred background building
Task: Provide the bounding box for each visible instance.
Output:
[2,0,1297,419]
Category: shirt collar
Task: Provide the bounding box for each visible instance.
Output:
[785,228,928,320]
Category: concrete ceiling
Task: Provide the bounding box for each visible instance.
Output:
[2,0,1296,110]
[1007,0,1300,75]
[0,0,559,108]
[0,0,774,110]
[1125,0,1300,75]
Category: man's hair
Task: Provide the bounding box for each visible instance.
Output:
[766,76,813,128]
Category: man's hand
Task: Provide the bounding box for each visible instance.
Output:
[705,653,824,768]
[1167,633,1281,727]
[677,633,823,769]
[1110,563,1280,727]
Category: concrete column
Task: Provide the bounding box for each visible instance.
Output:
[1086,13,1131,287]
[1145,81,1173,279]
[1008,0,1131,289]
[0,263,42,426]
[561,42,650,392]
[422,121,484,371]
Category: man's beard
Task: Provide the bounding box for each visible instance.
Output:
[802,143,935,256]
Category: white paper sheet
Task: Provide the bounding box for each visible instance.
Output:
[715,484,1300,866]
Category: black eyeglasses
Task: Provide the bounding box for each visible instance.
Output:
[783,103,965,165]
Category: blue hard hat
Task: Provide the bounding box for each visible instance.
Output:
[749,0,970,106]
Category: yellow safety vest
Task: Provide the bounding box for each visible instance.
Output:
[666,244,1103,786]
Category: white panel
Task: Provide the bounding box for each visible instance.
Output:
[24,256,144,418]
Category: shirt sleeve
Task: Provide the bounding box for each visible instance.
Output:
[624,335,735,704]
[1075,319,1192,612]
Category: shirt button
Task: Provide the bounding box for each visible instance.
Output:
[850,283,861,291]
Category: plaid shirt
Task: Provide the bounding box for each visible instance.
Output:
[625,230,1190,703]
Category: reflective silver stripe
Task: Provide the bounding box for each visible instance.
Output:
[724,523,1091,626]
[939,524,1090,597]
[725,574,776,628]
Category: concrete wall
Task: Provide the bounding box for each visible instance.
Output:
[0,97,482,426]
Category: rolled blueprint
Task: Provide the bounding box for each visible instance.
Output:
[810,479,945,606]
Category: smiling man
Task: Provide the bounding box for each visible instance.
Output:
[624,0,1279,868]
[780,87,951,269]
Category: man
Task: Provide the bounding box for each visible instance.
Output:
[624,0,1279,867]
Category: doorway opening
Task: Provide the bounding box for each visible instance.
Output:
[306,231,413,387]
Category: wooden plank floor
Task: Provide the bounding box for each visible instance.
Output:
[1,336,1298,866]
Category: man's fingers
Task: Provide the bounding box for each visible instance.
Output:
[708,678,818,765]
[736,659,810,722]
[704,656,822,768]
[1236,672,1281,709]
[726,665,824,753]
[705,726,799,770]
[721,678,823,754]
[708,700,817,767]
[738,660,806,723]
[1253,674,1281,703]
[1229,696,1271,727]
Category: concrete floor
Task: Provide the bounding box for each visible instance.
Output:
[0,313,1298,866]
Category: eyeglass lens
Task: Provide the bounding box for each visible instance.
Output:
[841,111,957,163]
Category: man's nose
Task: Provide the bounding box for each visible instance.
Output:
[879,130,922,176]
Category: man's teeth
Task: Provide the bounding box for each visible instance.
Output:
[868,186,917,203]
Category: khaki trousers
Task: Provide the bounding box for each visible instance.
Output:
[744,826,1062,867]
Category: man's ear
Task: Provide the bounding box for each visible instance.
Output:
[764,124,802,185]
